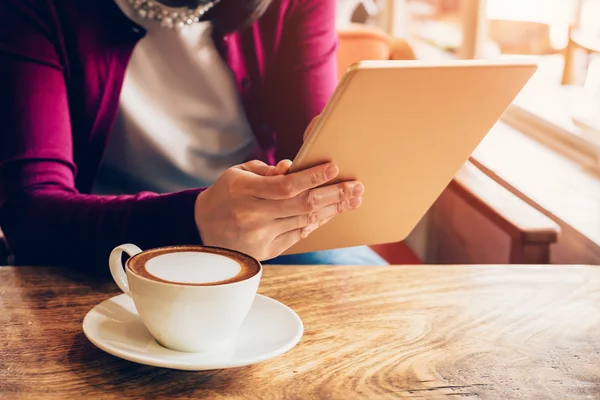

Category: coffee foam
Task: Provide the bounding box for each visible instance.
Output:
[127,246,260,286]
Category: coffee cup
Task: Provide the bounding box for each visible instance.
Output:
[109,244,262,353]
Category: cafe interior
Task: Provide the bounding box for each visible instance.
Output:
[337,0,600,267]
[1,0,599,267]
[2,0,600,398]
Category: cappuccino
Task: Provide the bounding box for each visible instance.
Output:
[127,246,260,286]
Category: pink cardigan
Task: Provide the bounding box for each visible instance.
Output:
[0,0,338,273]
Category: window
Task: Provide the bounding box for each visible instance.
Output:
[383,0,600,168]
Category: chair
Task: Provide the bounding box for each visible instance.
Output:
[487,19,555,56]
[338,23,561,264]
[337,23,416,78]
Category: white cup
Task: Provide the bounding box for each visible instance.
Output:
[109,244,262,353]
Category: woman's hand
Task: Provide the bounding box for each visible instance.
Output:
[194,160,363,261]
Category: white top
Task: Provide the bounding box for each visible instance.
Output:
[95,0,255,194]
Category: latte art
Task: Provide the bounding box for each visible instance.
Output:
[127,246,261,286]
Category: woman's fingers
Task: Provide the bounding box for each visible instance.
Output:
[270,214,337,257]
[243,162,340,200]
[270,181,364,218]
[240,159,292,177]
[275,196,362,234]
[275,159,293,175]
[264,159,293,177]
[237,160,273,175]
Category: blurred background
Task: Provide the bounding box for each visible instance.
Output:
[338,0,600,135]
[335,0,600,267]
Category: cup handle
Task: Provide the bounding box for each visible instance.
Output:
[109,244,143,296]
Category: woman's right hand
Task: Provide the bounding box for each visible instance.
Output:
[194,160,363,261]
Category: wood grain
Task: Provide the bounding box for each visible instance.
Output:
[1,265,600,399]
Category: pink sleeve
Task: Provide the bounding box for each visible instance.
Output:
[0,7,202,274]
[269,0,339,161]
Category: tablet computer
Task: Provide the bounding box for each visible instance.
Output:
[284,59,537,255]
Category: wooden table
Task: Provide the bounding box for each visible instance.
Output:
[2,265,600,399]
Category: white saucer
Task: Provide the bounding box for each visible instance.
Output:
[82,293,303,371]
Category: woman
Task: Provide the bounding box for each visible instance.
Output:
[0,0,386,274]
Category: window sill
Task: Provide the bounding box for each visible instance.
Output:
[470,121,600,261]
[502,68,600,172]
